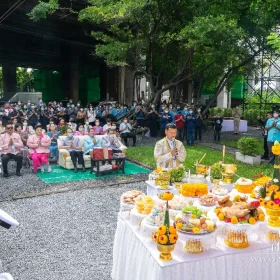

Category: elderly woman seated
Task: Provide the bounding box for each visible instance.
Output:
[74,123,88,136]
[46,123,60,161]
[84,128,101,155]
[27,124,52,173]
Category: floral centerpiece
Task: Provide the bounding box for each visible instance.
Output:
[152,192,178,261]
[169,165,186,182]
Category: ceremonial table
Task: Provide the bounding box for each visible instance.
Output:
[112,214,277,280]
[221,120,248,132]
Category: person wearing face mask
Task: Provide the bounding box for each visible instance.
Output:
[195,108,204,141]
[154,123,186,168]
[84,128,101,155]
[39,106,50,130]
[232,105,242,134]
[27,105,39,128]
[93,119,104,135]
[77,108,86,125]
[213,114,223,142]
[160,107,172,137]
[130,101,137,111]
[186,109,196,145]
[84,119,92,132]
[87,105,96,126]
[59,128,86,172]
[101,128,122,152]
[75,124,88,136]
[182,106,189,116]
[135,104,146,127]
[0,121,24,177]
[147,104,160,137]
[68,118,77,132]
[261,112,272,160]
[174,110,185,141]
[103,119,112,135]
[120,117,136,146]
[265,110,280,164]
[46,123,59,161]
[27,124,51,173]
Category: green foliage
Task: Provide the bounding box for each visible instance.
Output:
[16,68,34,92]
[126,145,273,179]
[237,137,259,156]
[208,107,233,118]
[267,32,280,51]
[28,0,59,21]
[169,167,185,182]
[59,125,68,135]
[210,162,223,179]
[220,140,264,156]
[28,0,280,104]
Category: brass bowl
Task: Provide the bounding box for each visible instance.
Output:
[157,244,175,261]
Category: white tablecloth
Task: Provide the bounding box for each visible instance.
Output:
[221,120,248,132]
[112,214,278,280]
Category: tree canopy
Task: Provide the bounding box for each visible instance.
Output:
[29,0,280,109]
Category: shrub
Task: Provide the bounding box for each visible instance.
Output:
[237,137,258,156]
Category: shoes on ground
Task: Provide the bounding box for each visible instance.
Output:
[16,172,22,176]
[74,167,78,173]
[82,167,86,172]
[47,166,52,172]
[3,173,8,178]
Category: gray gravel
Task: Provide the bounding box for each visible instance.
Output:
[0,182,146,280]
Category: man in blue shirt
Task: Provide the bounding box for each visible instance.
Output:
[160,108,172,137]
[265,110,280,164]
[186,109,196,145]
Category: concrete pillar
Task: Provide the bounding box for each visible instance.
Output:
[217,87,228,108]
[2,64,17,100]
[61,49,79,102]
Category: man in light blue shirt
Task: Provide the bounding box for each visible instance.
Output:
[265,110,280,164]
[59,128,86,172]
[84,128,101,155]
[119,117,136,146]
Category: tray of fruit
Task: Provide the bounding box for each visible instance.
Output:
[213,195,265,227]
[174,216,216,235]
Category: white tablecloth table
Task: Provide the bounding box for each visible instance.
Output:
[112,214,277,280]
[221,120,248,132]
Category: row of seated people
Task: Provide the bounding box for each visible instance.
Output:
[0,121,127,177]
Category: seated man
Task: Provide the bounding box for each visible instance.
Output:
[0,122,24,177]
[101,128,122,153]
[119,117,136,146]
[46,123,60,161]
[154,123,186,168]
[59,128,86,173]
[84,128,101,155]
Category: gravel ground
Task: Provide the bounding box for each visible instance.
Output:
[0,182,146,280]
[0,125,263,279]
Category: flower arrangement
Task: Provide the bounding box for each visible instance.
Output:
[153,191,178,260]
[272,141,280,156]
[179,183,208,197]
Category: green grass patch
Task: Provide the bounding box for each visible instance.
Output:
[126,144,273,180]
[220,140,264,156]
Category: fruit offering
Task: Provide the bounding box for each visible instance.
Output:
[174,216,215,234]
[215,196,265,224]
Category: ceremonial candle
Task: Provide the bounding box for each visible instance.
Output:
[222,145,225,162]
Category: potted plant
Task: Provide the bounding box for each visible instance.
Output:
[59,125,68,136]
[210,162,223,183]
[169,165,186,183]
[236,137,261,165]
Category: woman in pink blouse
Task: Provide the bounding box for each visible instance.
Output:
[27,124,51,173]
[93,118,104,135]
[74,123,88,136]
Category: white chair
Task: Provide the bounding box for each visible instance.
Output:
[57,135,127,170]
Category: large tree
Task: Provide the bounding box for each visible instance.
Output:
[29,0,280,111]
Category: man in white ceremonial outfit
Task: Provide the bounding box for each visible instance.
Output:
[154,123,186,168]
